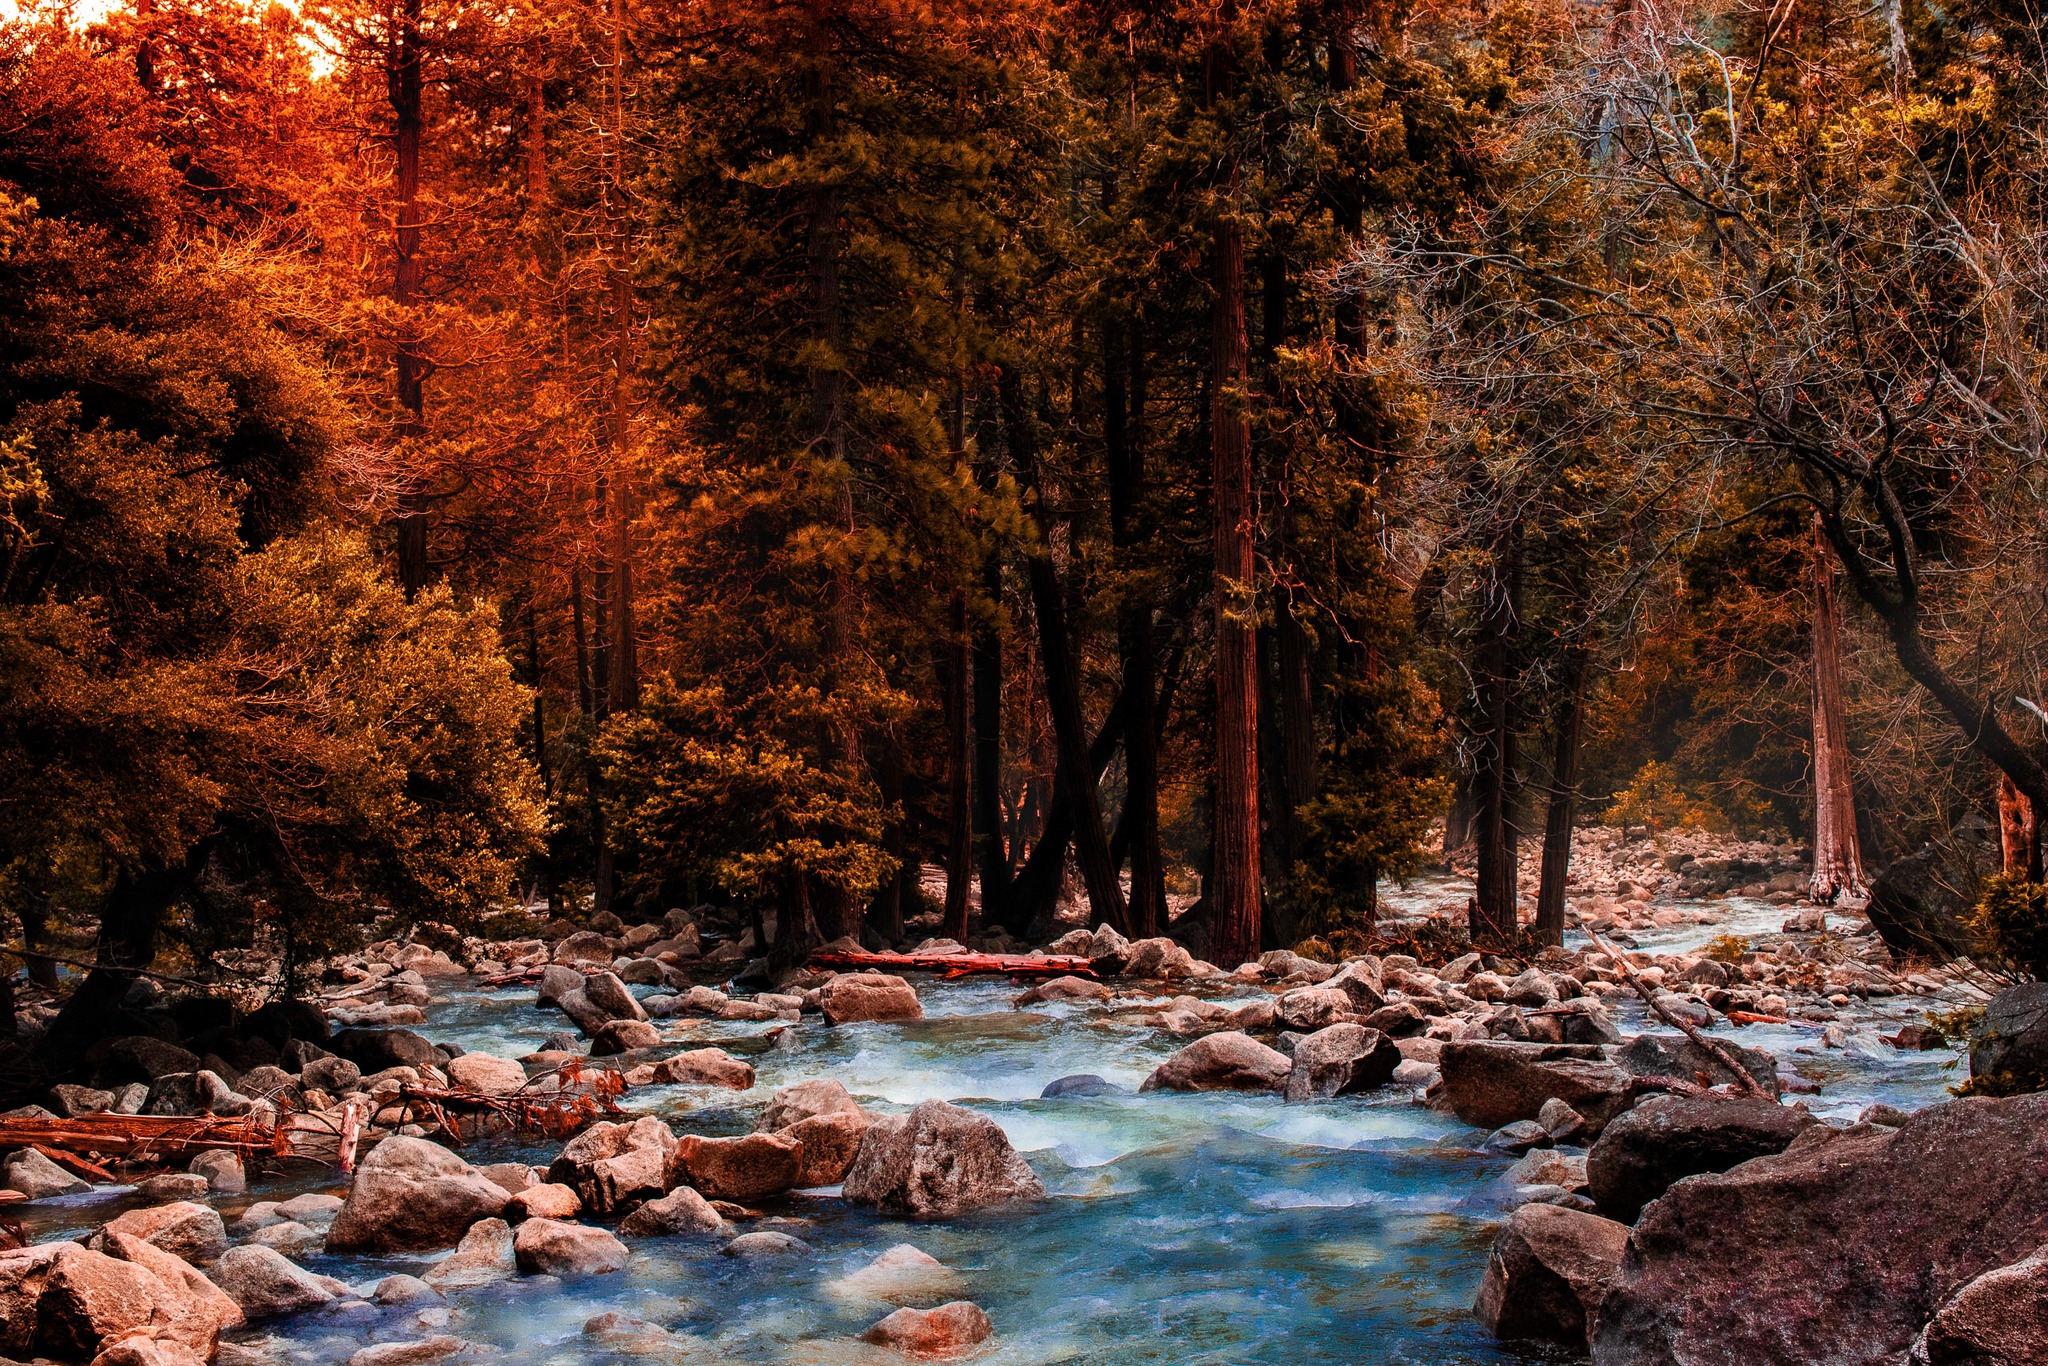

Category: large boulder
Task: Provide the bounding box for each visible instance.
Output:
[617,1186,723,1238]
[757,1079,862,1131]
[1968,983,2048,1092]
[547,1116,677,1214]
[512,1218,629,1277]
[1275,987,1355,1032]
[0,1237,244,1363]
[421,1217,515,1290]
[667,1132,803,1203]
[1121,937,1197,980]
[1908,1242,2048,1366]
[782,1109,871,1188]
[1474,1203,1630,1348]
[445,1053,528,1097]
[1586,1095,1819,1221]
[842,1099,1043,1219]
[95,1202,228,1265]
[325,1136,510,1254]
[589,1019,662,1055]
[1284,1025,1402,1102]
[330,1028,442,1073]
[1613,1034,1781,1095]
[1867,813,1997,960]
[1438,1041,1637,1134]
[1011,976,1112,1007]
[1140,1032,1291,1093]
[647,1048,753,1089]
[827,1244,965,1308]
[581,971,647,1023]
[818,973,923,1025]
[210,1245,337,1320]
[4,1147,89,1199]
[1591,1092,2048,1365]
[859,1301,994,1358]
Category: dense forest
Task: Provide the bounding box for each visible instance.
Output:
[6,0,2048,1002]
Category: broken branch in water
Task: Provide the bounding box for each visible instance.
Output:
[806,950,1100,980]
[1578,920,1773,1100]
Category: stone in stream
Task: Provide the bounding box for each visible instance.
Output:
[0,1237,244,1362]
[372,1274,442,1307]
[1284,1024,1402,1102]
[1907,1242,2048,1366]
[860,1301,994,1358]
[617,1186,723,1237]
[843,1099,1044,1219]
[757,1079,862,1131]
[552,931,616,967]
[668,1132,804,1203]
[1968,983,2048,1092]
[3,1147,88,1199]
[94,1201,228,1265]
[1611,1034,1782,1095]
[1591,1091,2048,1366]
[512,1218,629,1276]
[721,1231,812,1259]
[324,1136,511,1254]
[135,1173,211,1204]
[423,1217,515,1289]
[827,1244,966,1307]
[506,1183,581,1222]
[548,1115,677,1213]
[444,1052,528,1096]
[1274,988,1356,1032]
[1585,1094,1819,1221]
[330,1027,443,1073]
[211,1245,338,1319]
[1012,976,1112,1006]
[646,1047,754,1089]
[590,1019,662,1055]
[1120,937,1198,980]
[581,970,646,1022]
[346,1335,470,1366]
[781,1109,871,1187]
[1473,1203,1630,1348]
[535,964,584,1006]
[1437,1041,1636,1135]
[1040,1074,1126,1098]
[817,972,924,1025]
[1141,1032,1292,1094]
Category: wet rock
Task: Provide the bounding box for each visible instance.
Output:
[325,1136,511,1254]
[589,1019,662,1055]
[346,1335,469,1366]
[1437,1041,1636,1134]
[444,1053,527,1097]
[553,988,612,1035]
[211,1245,337,1320]
[548,1115,677,1213]
[758,1079,862,1131]
[581,971,646,1022]
[1538,1098,1590,1144]
[0,1238,241,1363]
[1907,1242,2048,1366]
[818,973,924,1025]
[535,964,585,1006]
[97,1201,228,1265]
[842,1099,1045,1219]
[330,1029,442,1074]
[477,1162,538,1194]
[617,1186,723,1237]
[1120,938,1197,980]
[648,1047,754,1089]
[826,1244,965,1307]
[1968,983,2048,1092]
[505,1183,581,1222]
[1360,1002,1429,1038]
[135,1174,210,1205]
[668,1132,803,1203]
[512,1218,628,1276]
[860,1301,993,1358]
[1474,1203,1630,1348]
[246,1222,322,1259]
[1039,1074,1125,1098]
[1140,1032,1292,1094]
[1484,1121,1553,1155]
[1274,988,1355,1032]
[1591,1091,2048,1366]
[373,1274,442,1307]
[1011,976,1112,1007]
[422,1218,515,1290]
[1324,961,1387,1013]
[4,1146,89,1198]
[721,1230,812,1259]
[1612,1033,1781,1095]
[783,1109,871,1187]
[1283,1024,1402,1102]
[1586,1094,1819,1222]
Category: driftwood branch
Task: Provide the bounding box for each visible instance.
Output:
[1579,921,1773,1099]
[806,950,1100,980]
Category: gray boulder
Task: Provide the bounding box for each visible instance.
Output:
[1438,1041,1637,1134]
[211,1246,336,1319]
[1908,1242,2048,1366]
[617,1187,723,1238]
[547,1115,676,1214]
[513,1218,628,1276]
[1284,1025,1402,1102]
[1474,1203,1630,1348]
[1613,1034,1781,1095]
[842,1099,1044,1219]
[1587,1095,1819,1221]
[1140,1032,1291,1093]
[324,1136,510,1254]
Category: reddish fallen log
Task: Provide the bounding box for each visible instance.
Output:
[807,949,1100,980]
[0,1115,280,1169]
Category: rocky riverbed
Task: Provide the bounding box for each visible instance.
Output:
[0,834,2028,1366]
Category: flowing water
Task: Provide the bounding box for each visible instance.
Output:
[11,964,1966,1365]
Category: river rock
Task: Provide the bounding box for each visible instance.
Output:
[1907,1241,2048,1365]
[1121,937,1197,980]
[647,1047,755,1089]
[371,1274,441,1307]
[1968,983,2048,1092]
[774,1109,868,1188]
[758,1079,862,1131]
[1284,1024,1402,1102]
[1012,976,1112,1006]
[1613,1034,1781,1095]
[860,1301,994,1358]
[330,1028,442,1073]
[0,1238,242,1362]
[4,1146,89,1199]
[347,1335,469,1366]
[506,1183,581,1221]
[211,1245,337,1319]
[325,1136,511,1254]
[1274,987,1355,1031]
[1040,1074,1125,1097]
[721,1231,812,1259]
[187,1149,245,1197]
[97,1201,228,1265]
[818,973,924,1025]
[1867,813,1998,959]
[1140,1032,1292,1093]
[827,1244,965,1307]
[1474,1203,1630,1348]
[1438,1041,1637,1134]
[553,932,615,967]
[135,1174,210,1204]
[668,1132,803,1202]
[1586,1094,1819,1221]
[1591,1091,2048,1365]
[548,1115,677,1213]
[535,964,584,1006]
[445,1052,527,1097]
[299,1055,360,1096]
[512,1218,628,1276]
[422,1217,515,1289]
[617,1186,723,1237]
[843,1099,1044,1219]
[581,971,646,1022]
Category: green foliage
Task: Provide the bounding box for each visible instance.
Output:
[1606,762,1729,839]
[1702,935,1750,965]
[1969,872,2048,981]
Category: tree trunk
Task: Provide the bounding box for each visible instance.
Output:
[1999,775,2042,881]
[1001,365,1128,934]
[390,0,430,598]
[1443,769,1475,857]
[1206,34,1261,971]
[1809,513,1867,903]
[604,0,638,714]
[1535,645,1588,945]
[1471,528,1523,944]
[1106,314,1165,938]
[1006,690,1131,937]
[942,589,973,942]
[972,557,1010,928]
[41,862,183,1064]
[868,748,906,946]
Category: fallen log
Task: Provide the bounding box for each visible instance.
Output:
[807,950,1100,980]
[0,1115,280,1168]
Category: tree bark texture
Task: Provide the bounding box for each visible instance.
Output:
[1535,645,1588,945]
[1471,528,1522,944]
[1808,513,1867,903]
[390,0,429,598]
